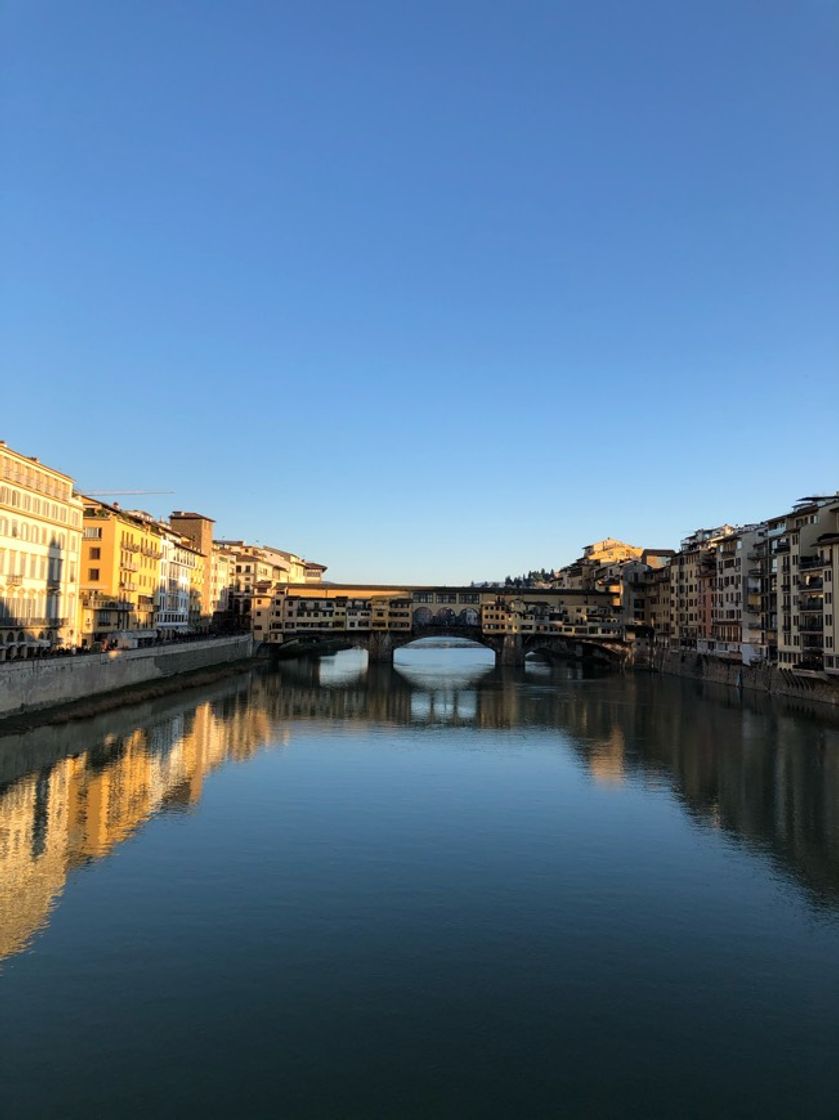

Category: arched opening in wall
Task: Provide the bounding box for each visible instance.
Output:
[523,640,621,680]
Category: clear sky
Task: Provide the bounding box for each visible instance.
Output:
[2,1,837,583]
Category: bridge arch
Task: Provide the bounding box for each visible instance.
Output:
[521,634,626,665]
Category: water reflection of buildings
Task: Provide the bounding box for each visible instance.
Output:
[2,656,839,961]
[256,657,839,907]
[0,676,273,961]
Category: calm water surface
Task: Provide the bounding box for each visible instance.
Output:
[2,645,839,1118]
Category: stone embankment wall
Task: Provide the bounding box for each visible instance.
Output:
[0,636,254,720]
[655,648,839,708]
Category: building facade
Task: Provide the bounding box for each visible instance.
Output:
[169,511,215,627]
[252,584,622,647]
[79,500,162,646]
[0,441,83,659]
[773,498,839,673]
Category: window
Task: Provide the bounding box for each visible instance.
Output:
[90,547,101,560]
[88,568,100,581]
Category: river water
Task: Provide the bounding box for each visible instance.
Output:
[1,645,839,1118]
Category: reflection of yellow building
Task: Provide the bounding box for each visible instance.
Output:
[0,690,275,961]
[0,755,84,959]
[589,726,626,786]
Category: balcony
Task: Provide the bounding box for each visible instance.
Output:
[801,636,824,653]
[799,598,823,613]
[799,555,824,571]
[800,619,824,632]
[798,577,823,591]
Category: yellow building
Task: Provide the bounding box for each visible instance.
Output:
[0,440,83,658]
[79,499,162,646]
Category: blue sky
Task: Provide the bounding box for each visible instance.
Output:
[3,1,837,582]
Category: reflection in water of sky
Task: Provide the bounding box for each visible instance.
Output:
[2,646,839,1118]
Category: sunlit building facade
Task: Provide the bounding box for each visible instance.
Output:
[0,440,83,658]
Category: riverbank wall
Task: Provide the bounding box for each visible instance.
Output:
[655,648,839,707]
[0,636,255,723]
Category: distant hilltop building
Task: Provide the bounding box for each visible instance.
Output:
[554,538,647,591]
[581,538,643,564]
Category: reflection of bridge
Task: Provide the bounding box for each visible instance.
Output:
[3,657,839,964]
[252,583,630,666]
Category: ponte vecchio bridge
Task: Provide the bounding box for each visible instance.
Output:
[251,583,629,666]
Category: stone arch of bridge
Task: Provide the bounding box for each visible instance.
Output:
[369,626,504,663]
[521,634,625,663]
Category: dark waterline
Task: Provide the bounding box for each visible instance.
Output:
[1,646,839,1118]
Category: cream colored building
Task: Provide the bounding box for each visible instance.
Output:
[772,496,839,673]
[215,540,326,630]
[0,440,83,658]
[156,526,201,633]
[820,525,839,677]
[702,524,769,664]
[210,543,238,618]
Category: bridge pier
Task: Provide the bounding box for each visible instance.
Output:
[499,634,525,667]
[367,630,396,664]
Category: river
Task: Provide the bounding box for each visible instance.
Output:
[1,644,839,1118]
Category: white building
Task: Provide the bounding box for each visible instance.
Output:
[0,441,83,658]
[156,529,195,633]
